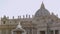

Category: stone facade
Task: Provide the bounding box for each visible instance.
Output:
[0,2,60,34]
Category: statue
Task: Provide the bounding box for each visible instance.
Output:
[12,22,26,34]
[16,22,22,29]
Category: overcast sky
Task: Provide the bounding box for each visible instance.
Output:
[0,0,60,18]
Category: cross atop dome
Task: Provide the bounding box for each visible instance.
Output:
[40,2,45,9]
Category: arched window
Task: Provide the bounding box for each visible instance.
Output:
[3,21,6,24]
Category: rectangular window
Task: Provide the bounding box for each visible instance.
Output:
[40,31,45,34]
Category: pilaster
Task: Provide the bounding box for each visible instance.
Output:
[53,30,55,34]
[59,30,60,34]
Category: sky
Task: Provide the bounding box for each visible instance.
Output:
[0,0,60,18]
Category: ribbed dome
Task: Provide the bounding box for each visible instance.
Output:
[35,2,50,17]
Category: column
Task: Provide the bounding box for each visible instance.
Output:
[37,30,39,34]
[33,29,37,34]
[53,30,55,34]
[6,30,8,34]
[45,31,47,34]
[37,31,40,34]
[59,30,60,34]
[11,30,13,34]
[27,29,30,34]
[32,29,33,34]
[0,30,2,34]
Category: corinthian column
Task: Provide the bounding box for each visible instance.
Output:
[53,30,55,34]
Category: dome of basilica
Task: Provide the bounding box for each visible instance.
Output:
[35,2,50,17]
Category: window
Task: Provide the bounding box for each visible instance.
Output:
[36,19,39,21]
[10,21,11,23]
[3,21,6,24]
[15,21,17,23]
[51,19,53,21]
[40,31,45,34]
